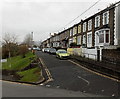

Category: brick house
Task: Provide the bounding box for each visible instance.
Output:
[59,29,70,48]
[79,2,120,61]
[41,1,120,61]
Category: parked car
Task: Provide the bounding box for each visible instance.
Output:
[46,48,51,53]
[33,47,41,51]
[43,48,48,52]
[56,49,70,59]
[43,48,51,53]
[49,48,56,54]
[42,48,45,52]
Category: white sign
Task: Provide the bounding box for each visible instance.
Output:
[1,59,7,63]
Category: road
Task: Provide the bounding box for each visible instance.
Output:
[36,51,120,97]
[2,80,102,97]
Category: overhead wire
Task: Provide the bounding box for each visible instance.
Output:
[57,0,101,32]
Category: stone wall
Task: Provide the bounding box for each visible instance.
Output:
[102,49,120,59]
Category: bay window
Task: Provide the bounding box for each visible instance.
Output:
[95,29,110,46]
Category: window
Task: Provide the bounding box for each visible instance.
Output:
[70,29,73,37]
[88,20,92,31]
[105,30,109,43]
[99,31,104,43]
[69,38,73,45]
[73,26,77,35]
[73,37,77,43]
[87,32,92,47]
[77,35,81,45]
[83,35,86,44]
[95,15,100,27]
[83,22,86,32]
[95,29,110,46]
[87,33,92,44]
[103,11,109,25]
[78,24,81,33]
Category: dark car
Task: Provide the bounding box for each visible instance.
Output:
[49,48,56,54]
[44,48,51,53]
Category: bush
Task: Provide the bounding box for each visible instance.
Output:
[19,44,29,58]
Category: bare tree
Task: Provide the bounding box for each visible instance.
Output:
[2,33,18,59]
[23,33,33,47]
[2,33,17,45]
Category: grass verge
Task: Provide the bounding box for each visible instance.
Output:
[2,52,36,71]
[2,52,44,83]
[17,67,43,83]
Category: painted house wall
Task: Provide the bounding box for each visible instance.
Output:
[114,3,120,46]
[67,48,82,56]
[118,3,120,46]
[82,48,97,60]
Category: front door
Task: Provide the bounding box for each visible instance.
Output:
[97,50,100,61]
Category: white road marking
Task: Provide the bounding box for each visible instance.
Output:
[77,76,90,85]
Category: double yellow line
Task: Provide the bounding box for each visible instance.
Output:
[39,58,53,85]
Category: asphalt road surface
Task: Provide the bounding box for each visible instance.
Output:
[36,51,120,97]
[2,80,103,97]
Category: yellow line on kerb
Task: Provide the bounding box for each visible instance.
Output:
[68,60,120,83]
[39,58,53,85]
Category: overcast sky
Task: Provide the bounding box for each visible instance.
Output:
[2,0,119,42]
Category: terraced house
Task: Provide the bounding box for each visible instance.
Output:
[41,1,120,61]
[81,2,120,61]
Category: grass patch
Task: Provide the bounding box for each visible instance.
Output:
[2,52,44,83]
[2,52,36,71]
[17,67,42,82]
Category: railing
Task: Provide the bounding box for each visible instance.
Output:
[80,53,97,61]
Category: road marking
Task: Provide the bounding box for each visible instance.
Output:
[68,60,120,83]
[77,76,90,85]
[39,58,53,85]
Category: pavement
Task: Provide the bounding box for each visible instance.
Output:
[36,51,120,97]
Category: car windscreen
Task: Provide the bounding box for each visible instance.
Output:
[50,49,56,51]
[58,51,67,53]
